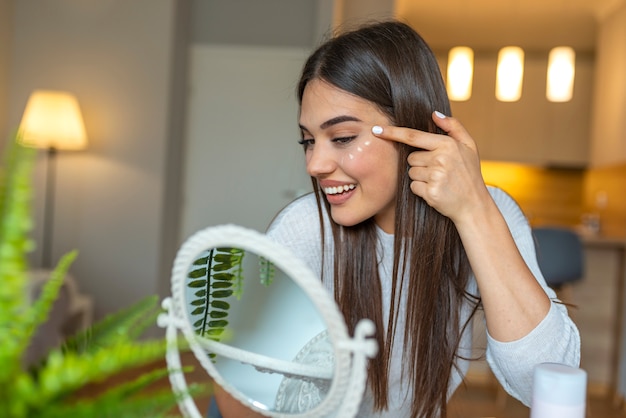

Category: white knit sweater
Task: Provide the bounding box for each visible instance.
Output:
[266,186,581,418]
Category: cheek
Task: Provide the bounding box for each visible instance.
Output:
[342,139,398,177]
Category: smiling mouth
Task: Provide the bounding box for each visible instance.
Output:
[323,184,356,195]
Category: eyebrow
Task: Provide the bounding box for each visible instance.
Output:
[299,115,363,132]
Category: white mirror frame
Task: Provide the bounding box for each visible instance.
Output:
[157,224,378,418]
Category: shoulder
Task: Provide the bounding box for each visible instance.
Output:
[267,193,319,234]
[266,192,324,249]
[266,193,327,275]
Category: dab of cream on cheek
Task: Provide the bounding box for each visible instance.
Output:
[340,140,372,165]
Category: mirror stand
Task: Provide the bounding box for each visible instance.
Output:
[157,304,377,418]
[157,299,199,417]
[332,318,378,417]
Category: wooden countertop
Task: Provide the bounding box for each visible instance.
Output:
[577,230,626,248]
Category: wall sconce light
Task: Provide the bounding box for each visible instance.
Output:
[446,46,474,101]
[496,46,525,102]
[546,46,575,102]
[18,90,88,268]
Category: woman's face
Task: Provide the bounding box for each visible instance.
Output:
[299,79,399,233]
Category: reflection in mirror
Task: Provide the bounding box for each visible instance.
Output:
[184,247,332,411]
[158,224,377,418]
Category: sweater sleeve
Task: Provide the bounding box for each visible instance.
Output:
[484,186,581,405]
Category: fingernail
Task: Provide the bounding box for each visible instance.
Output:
[372,125,383,135]
[434,111,446,119]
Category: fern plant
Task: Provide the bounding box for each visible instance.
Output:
[187,247,245,342]
[187,248,275,343]
[0,135,204,417]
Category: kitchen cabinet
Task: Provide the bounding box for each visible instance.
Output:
[588,5,626,167]
[442,52,594,167]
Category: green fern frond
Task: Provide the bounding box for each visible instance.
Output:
[187,248,245,340]
[34,339,168,407]
[0,137,36,384]
[259,256,275,286]
[97,366,182,399]
[15,251,77,362]
[216,248,245,298]
[38,384,204,418]
[62,294,162,354]
[82,366,208,417]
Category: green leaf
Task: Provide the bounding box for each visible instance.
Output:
[211,281,233,289]
[62,295,162,355]
[188,268,207,279]
[212,273,234,281]
[190,299,206,306]
[187,279,207,288]
[205,329,224,337]
[211,290,233,298]
[0,138,36,385]
[259,256,275,286]
[213,254,236,263]
[17,251,77,359]
[37,339,168,406]
[190,307,206,316]
[192,255,210,265]
[210,300,229,310]
[212,263,235,272]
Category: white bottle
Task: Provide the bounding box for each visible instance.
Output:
[530,363,587,418]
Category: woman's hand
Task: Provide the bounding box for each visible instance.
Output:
[373,112,551,341]
[371,111,491,226]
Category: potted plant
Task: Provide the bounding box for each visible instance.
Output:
[0,136,204,417]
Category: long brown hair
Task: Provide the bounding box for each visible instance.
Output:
[298,21,479,417]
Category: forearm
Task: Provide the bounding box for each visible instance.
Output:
[454,194,551,342]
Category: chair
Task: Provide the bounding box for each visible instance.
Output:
[24,270,94,367]
[532,226,585,291]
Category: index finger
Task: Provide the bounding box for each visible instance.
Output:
[371,124,442,151]
[373,111,476,150]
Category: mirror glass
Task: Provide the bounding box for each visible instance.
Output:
[183,246,334,413]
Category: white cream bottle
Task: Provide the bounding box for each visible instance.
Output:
[530,363,587,418]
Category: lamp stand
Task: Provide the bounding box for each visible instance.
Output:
[42,147,57,269]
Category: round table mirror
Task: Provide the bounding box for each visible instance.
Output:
[158,224,378,418]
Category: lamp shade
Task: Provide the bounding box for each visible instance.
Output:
[18,90,88,150]
[447,46,474,101]
[496,46,525,102]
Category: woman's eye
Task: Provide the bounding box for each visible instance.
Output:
[297,138,314,149]
[333,136,356,145]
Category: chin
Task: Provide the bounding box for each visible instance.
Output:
[330,212,367,228]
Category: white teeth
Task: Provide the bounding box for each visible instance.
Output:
[324,184,356,195]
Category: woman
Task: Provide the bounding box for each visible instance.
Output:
[215,20,580,418]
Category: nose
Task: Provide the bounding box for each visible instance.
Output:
[306,143,336,177]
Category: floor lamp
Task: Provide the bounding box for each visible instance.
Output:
[18,90,88,269]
